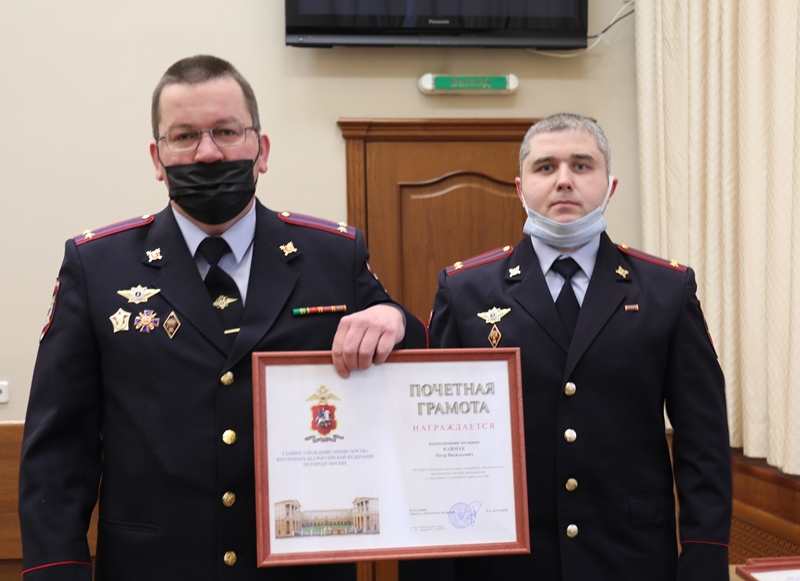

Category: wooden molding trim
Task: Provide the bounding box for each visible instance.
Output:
[337,118,539,142]
[730,447,800,563]
[732,448,800,490]
[732,447,800,524]
[733,499,800,546]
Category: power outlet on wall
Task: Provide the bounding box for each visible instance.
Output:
[0,381,9,403]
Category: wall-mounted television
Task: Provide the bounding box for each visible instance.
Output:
[285,0,589,49]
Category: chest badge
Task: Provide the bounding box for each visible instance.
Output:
[477,307,511,324]
[118,285,161,304]
[134,310,160,333]
[163,311,181,339]
[487,325,503,349]
[280,241,298,256]
[477,307,511,349]
[213,295,239,310]
[109,308,131,333]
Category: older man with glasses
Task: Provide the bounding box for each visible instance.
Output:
[19,55,427,581]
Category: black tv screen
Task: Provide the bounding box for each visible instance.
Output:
[285,0,589,49]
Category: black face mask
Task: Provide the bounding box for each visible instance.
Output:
[166,159,256,225]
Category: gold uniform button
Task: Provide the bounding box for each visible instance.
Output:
[222,430,238,445]
[564,382,577,396]
[566,524,579,538]
[223,551,237,566]
[564,429,577,443]
[220,372,234,386]
[565,478,578,492]
[222,491,237,507]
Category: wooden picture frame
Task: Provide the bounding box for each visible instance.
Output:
[252,348,528,567]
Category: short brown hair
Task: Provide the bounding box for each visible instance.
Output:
[151,55,261,139]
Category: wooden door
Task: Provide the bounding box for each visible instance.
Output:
[338,119,537,323]
[338,119,536,581]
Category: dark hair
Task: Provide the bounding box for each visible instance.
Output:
[151,55,261,139]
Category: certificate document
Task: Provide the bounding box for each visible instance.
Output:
[252,348,528,566]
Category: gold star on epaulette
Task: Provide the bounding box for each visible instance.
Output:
[477,307,511,324]
[82,230,95,240]
[337,222,349,234]
[670,259,679,268]
[454,261,464,270]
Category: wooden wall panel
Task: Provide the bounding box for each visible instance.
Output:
[0,422,97,581]
[0,421,24,562]
[730,448,800,563]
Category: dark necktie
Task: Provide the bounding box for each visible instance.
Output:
[551,258,581,342]
[197,237,243,340]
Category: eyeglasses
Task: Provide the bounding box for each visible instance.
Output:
[157,122,255,152]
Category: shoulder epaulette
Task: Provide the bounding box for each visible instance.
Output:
[277,211,356,240]
[73,215,154,246]
[446,245,514,276]
[618,244,687,273]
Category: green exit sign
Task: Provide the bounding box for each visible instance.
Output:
[418,73,519,95]
[435,76,508,90]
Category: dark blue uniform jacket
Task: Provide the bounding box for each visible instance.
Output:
[20,200,428,581]
[422,233,731,581]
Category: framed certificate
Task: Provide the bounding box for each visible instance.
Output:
[252,348,528,567]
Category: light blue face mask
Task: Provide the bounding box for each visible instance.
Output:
[521,177,615,250]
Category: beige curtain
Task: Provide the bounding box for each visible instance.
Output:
[635,1,800,475]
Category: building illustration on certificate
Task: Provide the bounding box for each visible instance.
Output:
[274,497,380,538]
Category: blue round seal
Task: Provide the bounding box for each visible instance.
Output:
[449,502,481,528]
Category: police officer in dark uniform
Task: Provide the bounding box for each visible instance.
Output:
[19,55,428,581]
[420,113,731,580]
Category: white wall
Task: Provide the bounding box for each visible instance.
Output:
[0,0,638,420]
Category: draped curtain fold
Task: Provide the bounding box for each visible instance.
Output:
[635,1,800,474]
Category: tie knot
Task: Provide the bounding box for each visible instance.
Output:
[551,257,581,281]
[197,237,231,267]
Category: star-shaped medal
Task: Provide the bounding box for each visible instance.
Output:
[109,308,131,333]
